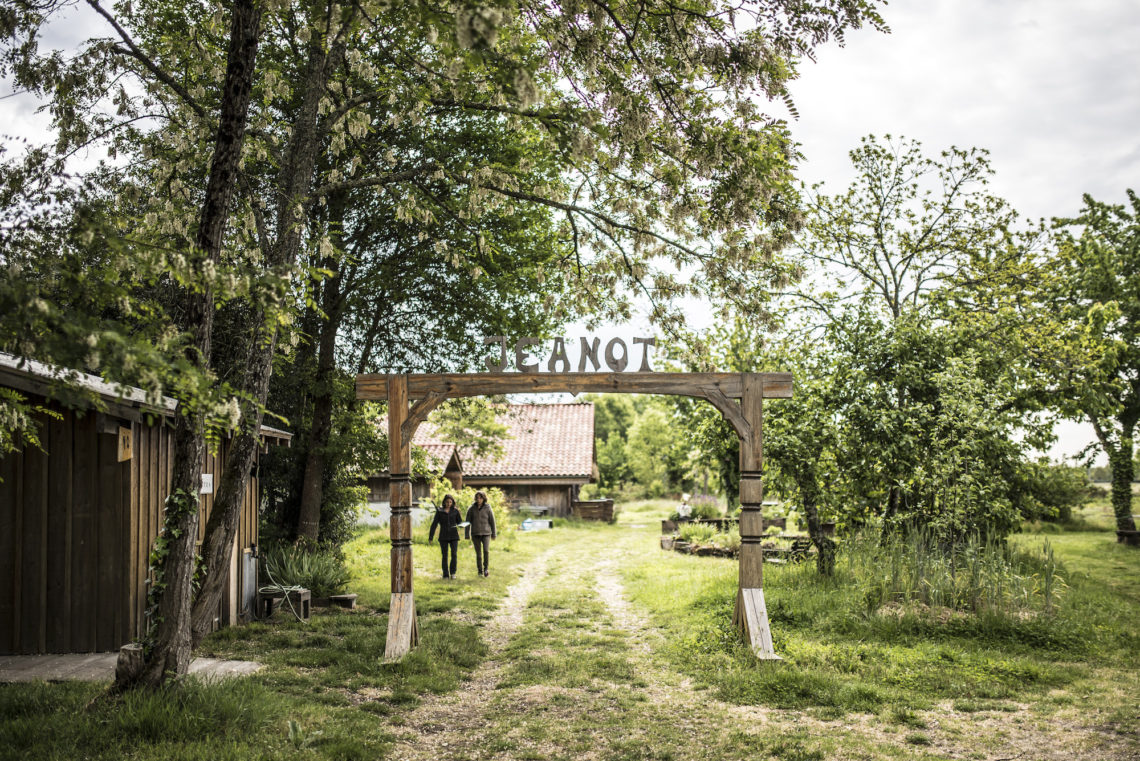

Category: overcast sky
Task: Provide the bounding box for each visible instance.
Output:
[770,0,1140,462]
[5,1,1137,460]
[586,2,1138,462]
[790,0,1140,222]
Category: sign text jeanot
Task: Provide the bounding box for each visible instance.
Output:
[483,336,658,373]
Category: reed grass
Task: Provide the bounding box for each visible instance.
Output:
[845,529,1067,618]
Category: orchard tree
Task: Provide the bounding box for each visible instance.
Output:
[675,137,1051,553]
[788,136,1041,539]
[1046,191,1140,535]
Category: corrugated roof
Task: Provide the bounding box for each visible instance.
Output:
[409,403,594,479]
[0,351,292,441]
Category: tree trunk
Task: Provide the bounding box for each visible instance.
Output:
[189,323,276,647]
[131,421,205,687]
[882,484,901,538]
[189,20,342,642]
[799,481,836,575]
[116,0,262,690]
[296,300,340,542]
[296,194,347,543]
[1109,437,1137,534]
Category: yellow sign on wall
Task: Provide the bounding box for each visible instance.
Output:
[117,426,132,462]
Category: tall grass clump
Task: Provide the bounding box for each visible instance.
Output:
[111,678,278,743]
[845,529,1067,618]
[679,522,718,544]
[262,544,350,597]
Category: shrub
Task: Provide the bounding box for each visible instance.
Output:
[690,500,722,520]
[709,527,741,552]
[1012,460,1090,522]
[261,545,350,597]
[578,483,601,500]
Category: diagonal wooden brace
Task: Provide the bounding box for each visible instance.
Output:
[734,588,780,659]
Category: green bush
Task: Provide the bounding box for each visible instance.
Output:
[679,522,717,544]
[709,527,741,552]
[1012,459,1090,522]
[690,499,722,520]
[261,545,350,597]
[578,482,601,500]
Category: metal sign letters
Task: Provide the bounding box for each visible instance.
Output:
[482,336,658,373]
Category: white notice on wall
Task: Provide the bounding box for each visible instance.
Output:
[200,473,214,494]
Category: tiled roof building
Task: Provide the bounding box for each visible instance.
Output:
[368,403,596,517]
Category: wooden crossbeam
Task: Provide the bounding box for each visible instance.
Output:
[356,372,792,402]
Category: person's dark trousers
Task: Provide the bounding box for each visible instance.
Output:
[472,535,490,574]
[440,540,458,577]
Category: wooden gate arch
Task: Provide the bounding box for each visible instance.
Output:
[355,371,792,661]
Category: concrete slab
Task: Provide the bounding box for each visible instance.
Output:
[0,654,261,683]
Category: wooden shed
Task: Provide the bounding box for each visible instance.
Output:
[0,354,291,655]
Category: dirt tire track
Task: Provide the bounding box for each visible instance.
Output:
[593,556,775,723]
[386,548,555,760]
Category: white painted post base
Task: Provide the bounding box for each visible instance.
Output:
[735,588,781,660]
[384,592,419,661]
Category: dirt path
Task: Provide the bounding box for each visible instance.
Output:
[387,549,555,760]
[390,538,769,761]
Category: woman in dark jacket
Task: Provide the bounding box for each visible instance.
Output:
[428,494,463,579]
[464,491,497,577]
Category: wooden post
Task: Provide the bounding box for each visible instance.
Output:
[384,375,418,660]
[735,373,778,658]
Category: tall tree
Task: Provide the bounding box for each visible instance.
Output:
[138,0,262,685]
[788,136,1036,538]
[3,0,891,659]
[3,0,264,686]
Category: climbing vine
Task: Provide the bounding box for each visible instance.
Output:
[140,488,200,655]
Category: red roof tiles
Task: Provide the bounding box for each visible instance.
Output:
[411,403,594,479]
[417,442,461,473]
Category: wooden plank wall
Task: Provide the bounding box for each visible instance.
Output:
[0,405,133,654]
[129,417,174,643]
[1,396,263,654]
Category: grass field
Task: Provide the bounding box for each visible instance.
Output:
[617,500,1140,757]
[1,501,1137,760]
